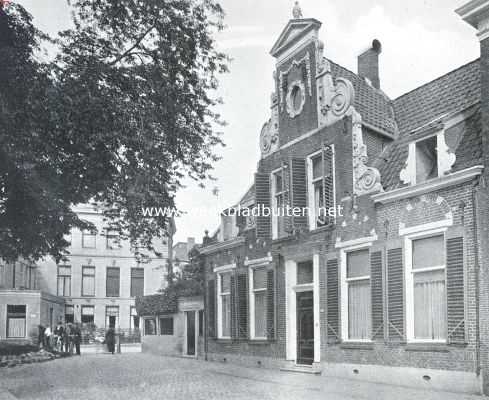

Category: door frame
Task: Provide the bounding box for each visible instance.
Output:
[183,310,199,357]
[285,254,320,364]
[296,290,314,365]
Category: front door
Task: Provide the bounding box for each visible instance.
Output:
[297,291,314,365]
[186,311,196,356]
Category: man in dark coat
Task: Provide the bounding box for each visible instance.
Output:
[105,327,115,355]
[73,323,81,355]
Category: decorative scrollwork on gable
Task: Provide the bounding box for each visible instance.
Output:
[278,52,312,112]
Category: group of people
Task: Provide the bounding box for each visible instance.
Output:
[38,321,82,356]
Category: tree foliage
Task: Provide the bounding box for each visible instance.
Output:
[0,0,228,262]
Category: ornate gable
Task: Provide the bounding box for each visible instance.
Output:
[270,18,321,59]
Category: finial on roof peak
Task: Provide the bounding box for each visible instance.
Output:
[292,1,303,19]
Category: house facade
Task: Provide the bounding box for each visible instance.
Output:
[0,204,171,342]
[198,0,489,395]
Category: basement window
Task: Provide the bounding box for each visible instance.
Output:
[415,136,438,183]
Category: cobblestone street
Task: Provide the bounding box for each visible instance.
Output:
[0,353,484,400]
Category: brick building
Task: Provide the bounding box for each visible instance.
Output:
[198,0,489,394]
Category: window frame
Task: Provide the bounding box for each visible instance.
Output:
[130,267,144,297]
[307,146,336,231]
[144,317,157,336]
[270,166,287,240]
[248,264,269,340]
[214,264,236,339]
[82,230,97,249]
[159,316,174,335]
[6,305,27,338]
[340,242,373,343]
[57,265,71,297]
[106,267,120,298]
[81,305,95,325]
[105,229,120,250]
[404,228,448,343]
[81,266,96,297]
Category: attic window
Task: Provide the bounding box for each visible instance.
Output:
[415,136,438,183]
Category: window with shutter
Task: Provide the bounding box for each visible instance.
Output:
[327,259,340,342]
[266,269,275,340]
[343,249,371,341]
[370,251,384,340]
[57,266,71,297]
[271,164,291,239]
[406,235,446,342]
[307,144,335,230]
[250,267,267,339]
[217,272,232,338]
[446,237,465,344]
[255,173,271,239]
[387,248,404,340]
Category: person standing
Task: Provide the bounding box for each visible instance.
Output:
[65,323,73,354]
[105,327,115,355]
[44,326,52,351]
[38,325,45,349]
[73,323,81,356]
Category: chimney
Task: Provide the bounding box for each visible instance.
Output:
[358,39,382,89]
[457,1,489,167]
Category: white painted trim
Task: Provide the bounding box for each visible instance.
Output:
[404,229,448,343]
[372,166,483,204]
[313,254,320,363]
[216,271,232,339]
[249,265,269,340]
[244,255,272,266]
[335,235,378,249]
[285,260,297,361]
[339,244,374,342]
[274,29,318,65]
[399,219,453,236]
[213,263,236,273]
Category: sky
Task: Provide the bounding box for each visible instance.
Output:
[16,0,480,244]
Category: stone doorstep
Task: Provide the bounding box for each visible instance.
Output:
[280,364,322,375]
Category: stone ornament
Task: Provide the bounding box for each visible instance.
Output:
[286,79,306,118]
[292,1,303,19]
[315,52,382,195]
[279,52,312,112]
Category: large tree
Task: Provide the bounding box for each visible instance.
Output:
[0,0,228,262]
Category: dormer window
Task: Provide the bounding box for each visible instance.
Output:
[400,131,455,187]
[415,136,438,183]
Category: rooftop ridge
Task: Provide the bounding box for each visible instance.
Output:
[393,58,480,102]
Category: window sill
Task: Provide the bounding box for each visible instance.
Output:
[339,341,374,350]
[405,343,450,352]
[309,225,335,234]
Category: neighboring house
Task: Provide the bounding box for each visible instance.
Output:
[173,237,197,275]
[197,1,489,395]
[39,203,171,331]
[0,260,64,342]
[0,203,172,343]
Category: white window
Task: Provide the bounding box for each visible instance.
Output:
[217,271,232,338]
[342,249,371,341]
[271,168,287,239]
[105,230,120,250]
[249,267,267,339]
[57,266,71,297]
[82,266,95,297]
[406,234,447,342]
[307,147,335,230]
[82,230,96,248]
[415,136,438,183]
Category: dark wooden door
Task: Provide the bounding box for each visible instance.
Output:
[186,311,196,356]
[297,291,314,365]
